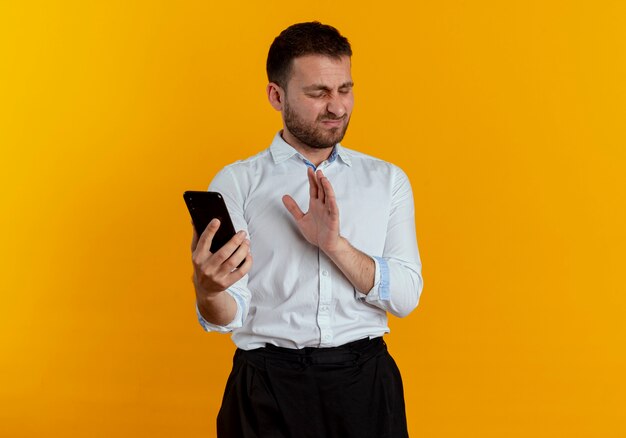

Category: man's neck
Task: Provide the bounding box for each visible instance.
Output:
[280,130,334,167]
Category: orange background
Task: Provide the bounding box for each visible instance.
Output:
[2,1,625,436]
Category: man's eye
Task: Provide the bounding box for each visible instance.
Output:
[308,93,324,98]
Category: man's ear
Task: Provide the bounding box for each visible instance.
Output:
[267,82,284,111]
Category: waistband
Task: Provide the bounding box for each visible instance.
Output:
[237,337,386,367]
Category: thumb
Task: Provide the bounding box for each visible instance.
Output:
[282,195,304,221]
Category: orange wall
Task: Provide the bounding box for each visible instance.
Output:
[1,1,625,436]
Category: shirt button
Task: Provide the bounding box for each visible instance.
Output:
[322,270,329,276]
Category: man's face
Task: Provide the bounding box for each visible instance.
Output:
[281,54,354,150]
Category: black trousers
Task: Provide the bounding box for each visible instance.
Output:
[217,337,409,438]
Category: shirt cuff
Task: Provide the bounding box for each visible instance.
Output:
[195,289,245,333]
[355,256,390,302]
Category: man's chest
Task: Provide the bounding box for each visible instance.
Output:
[242,168,393,256]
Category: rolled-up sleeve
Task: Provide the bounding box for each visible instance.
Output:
[195,166,252,333]
[196,285,250,333]
[358,166,423,318]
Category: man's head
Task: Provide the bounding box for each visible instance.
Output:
[266,22,352,88]
[266,22,354,151]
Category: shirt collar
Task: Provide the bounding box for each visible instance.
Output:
[269,131,352,167]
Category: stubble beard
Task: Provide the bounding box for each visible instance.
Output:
[283,101,350,150]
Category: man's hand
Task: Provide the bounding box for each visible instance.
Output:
[191,219,252,325]
[282,167,375,294]
[282,167,341,253]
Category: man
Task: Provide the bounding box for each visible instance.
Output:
[191,22,423,438]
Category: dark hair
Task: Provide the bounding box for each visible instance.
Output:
[266,21,352,88]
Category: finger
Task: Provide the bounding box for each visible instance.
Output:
[211,229,247,265]
[307,167,318,199]
[316,169,326,204]
[282,195,305,221]
[194,219,220,261]
[218,238,251,274]
[318,171,335,203]
[224,251,253,283]
[321,176,339,218]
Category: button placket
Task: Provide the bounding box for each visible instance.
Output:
[317,257,333,346]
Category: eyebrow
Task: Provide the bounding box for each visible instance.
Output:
[303,81,354,92]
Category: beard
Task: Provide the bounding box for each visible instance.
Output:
[283,101,350,150]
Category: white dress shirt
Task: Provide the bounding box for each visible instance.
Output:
[197,132,423,350]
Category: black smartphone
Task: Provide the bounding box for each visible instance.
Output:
[183,191,238,253]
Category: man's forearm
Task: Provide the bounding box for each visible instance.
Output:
[196,287,238,326]
[323,237,375,294]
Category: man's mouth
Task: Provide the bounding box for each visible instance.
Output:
[320,118,344,127]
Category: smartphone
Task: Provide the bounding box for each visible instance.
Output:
[183,191,238,253]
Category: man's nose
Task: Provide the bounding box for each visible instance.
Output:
[326,95,347,118]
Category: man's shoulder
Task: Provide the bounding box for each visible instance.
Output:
[228,147,272,167]
[218,147,272,175]
[208,147,272,191]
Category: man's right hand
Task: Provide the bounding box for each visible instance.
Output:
[191,219,252,325]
